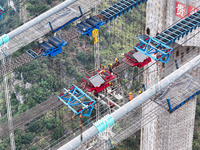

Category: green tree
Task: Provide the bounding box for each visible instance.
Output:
[22,132,34,144]
[14,130,22,150]
[52,117,64,140]
[28,120,40,133]
[18,103,27,113]
[27,98,36,109]
[29,145,38,150]
[44,117,55,130]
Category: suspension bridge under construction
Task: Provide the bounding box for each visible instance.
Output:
[0,0,200,150]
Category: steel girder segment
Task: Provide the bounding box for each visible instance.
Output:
[100,0,147,23]
[155,10,200,45]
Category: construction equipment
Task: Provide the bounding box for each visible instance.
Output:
[58,84,96,117]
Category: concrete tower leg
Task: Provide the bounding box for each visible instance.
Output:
[141,0,200,149]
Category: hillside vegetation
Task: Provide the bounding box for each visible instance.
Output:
[0,0,199,150]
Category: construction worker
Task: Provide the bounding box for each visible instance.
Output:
[109,82,114,90]
[72,114,75,120]
[109,82,114,86]
[98,70,105,78]
[93,90,99,98]
[110,102,114,108]
[115,58,120,66]
[129,92,133,101]
[108,63,113,73]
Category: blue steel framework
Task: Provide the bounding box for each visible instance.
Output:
[167,90,200,113]
[26,36,68,58]
[40,36,68,57]
[76,0,147,36]
[135,10,200,63]
[76,16,105,36]
[58,84,96,116]
[100,0,146,23]
[134,35,173,63]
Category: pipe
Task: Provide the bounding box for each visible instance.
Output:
[7,0,77,39]
[59,54,200,150]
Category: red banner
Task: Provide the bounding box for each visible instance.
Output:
[175,1,186,18]
[188,5,199,16]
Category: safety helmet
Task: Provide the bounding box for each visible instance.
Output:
[115,58,118,61]
[110,63,112,66]
[138,91,142,94]
[129,92,132,95]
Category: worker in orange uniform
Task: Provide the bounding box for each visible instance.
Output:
[115,58,120,66]
[108,63,113,73]
[129,92,133,101]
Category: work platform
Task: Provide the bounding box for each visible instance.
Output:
[152,64,200,113]
[80,68,118,93]
[123,50,151,67]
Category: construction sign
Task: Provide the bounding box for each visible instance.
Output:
[175,1,186,18]
[92,29,99,44]
[188,5,199,16]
